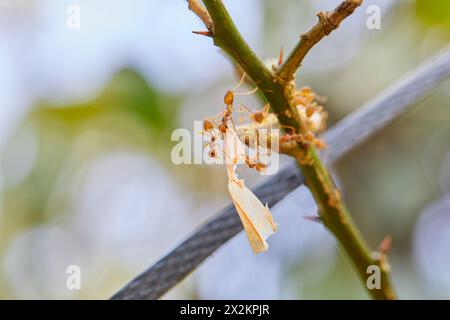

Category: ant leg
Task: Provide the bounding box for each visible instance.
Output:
[207,116,220,126]
[206,116,224,133]
[215,143,234,165]
[231,72,258,96]
[255,130,261,161]
[234,86,258,96]
[231,72,247,92]
[238,104,253,123]
[230,117,238,131]
[203,128,219,138]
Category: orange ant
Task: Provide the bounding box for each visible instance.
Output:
[204,73,278,175]
[208,149,217,159]
[202,120,221,160]
[203,73,272,167]
[203,72,258,138]
[202,118,221,160]
[238,103,271,124]
[203,119,214,132]
[222,73,258,129]
[244,155,267,172]
[279,130,327,150]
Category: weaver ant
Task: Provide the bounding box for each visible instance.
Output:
[203,73,257,136]
[279,130,327,150]
[238,103,271,125]
[202,73,275,171]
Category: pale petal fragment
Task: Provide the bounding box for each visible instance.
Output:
[228,177,278,254]
[223,124,278,253]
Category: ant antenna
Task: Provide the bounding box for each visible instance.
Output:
[232,72,247,92]
[231,73,259,96]
[239,103,253,114]
[234,87,258,96]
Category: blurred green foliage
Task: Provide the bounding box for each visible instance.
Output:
[1,0,450,299]
[0,69,179,297]
[416,0,450,27]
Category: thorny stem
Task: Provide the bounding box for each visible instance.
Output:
[196,0,396,299]
[277,0,363,82]
[187,0,214,33]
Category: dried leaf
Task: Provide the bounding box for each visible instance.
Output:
[224,129,278,253]
[229,178,277,253]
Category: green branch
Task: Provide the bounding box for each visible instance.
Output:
[195,0,396,300]
[277,0,363,82]
[194,0,300,130]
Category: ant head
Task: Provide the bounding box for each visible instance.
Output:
[219,124,228,133]
[305,106,315,118]
[255,163,267,172]
[224,90,234,106]
[253,111,265,123]
[203,119,214,131]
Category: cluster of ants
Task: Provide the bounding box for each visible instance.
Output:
[201,73,327,172]
[280,86,328,150]
[201,74,271,173]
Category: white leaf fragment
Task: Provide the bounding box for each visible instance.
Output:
[224,130,278,253]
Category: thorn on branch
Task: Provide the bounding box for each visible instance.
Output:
[373,235,392,272]
[192,30,213,37]
[187,0,215,34]
[303,215,323,223]
[378,235,392,256]
[278,46,284,66]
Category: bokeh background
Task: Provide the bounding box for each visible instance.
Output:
[0,0,450,299]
